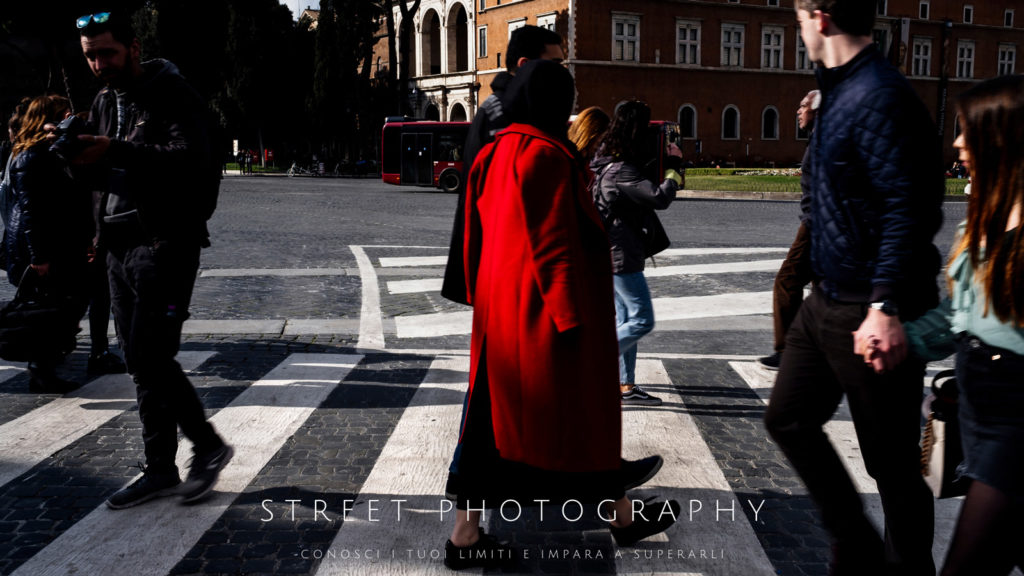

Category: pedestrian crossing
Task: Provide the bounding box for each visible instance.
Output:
[0,349,980,576]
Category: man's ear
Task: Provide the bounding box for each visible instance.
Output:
[516,56,530,70]
[814,10,831,35]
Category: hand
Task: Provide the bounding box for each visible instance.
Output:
[72,134,111,165]
[667,142,682,158]
[42,123,59,143]
[30,262,50,277]
[852,308,907,374]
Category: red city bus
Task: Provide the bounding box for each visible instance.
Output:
[381,118,470,193]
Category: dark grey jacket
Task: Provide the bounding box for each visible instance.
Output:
[590,155,677,274]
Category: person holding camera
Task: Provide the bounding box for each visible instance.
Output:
[4,94,93,393]
[591,100,683,406]
[72,11,231,510]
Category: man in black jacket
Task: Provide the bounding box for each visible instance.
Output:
[440,25,564,305]
[764,2,943,575]
[73,11,232,510]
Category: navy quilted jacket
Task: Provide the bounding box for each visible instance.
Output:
[809,45,943,319]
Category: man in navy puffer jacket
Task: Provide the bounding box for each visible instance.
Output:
[764,2,943,575]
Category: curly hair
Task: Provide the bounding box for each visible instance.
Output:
[598,100,650,162]
[568,106,610,161]
[12,95,71,158]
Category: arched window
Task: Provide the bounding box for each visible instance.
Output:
[678,104,697,139]
[761,106,779,140]
[449,102,467,122]
[447,3,469,73]
[421,10,442,76]
[722,105,740,140]
[424,103,440,121]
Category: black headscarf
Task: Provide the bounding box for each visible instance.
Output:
[500,59,575,141]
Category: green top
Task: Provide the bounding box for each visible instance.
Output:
[905,222,1024,361]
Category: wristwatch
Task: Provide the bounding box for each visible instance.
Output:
[869,300,899,317]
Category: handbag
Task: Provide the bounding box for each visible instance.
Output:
[0,267,81,362]
[640,209,670,258]
[920,370,969,499]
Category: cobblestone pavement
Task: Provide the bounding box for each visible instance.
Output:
[0,176,986,576]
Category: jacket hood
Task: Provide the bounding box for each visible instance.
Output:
[590,153,614,172]
[138,59,183,90]
[490,71,513,96]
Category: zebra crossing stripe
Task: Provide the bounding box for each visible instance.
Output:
[643,260,784,278]
[379,256,449,268]
[0,351,215,488]
[0,363,25,384]
[352,246,385,349]
[728,360,963,569]
[653,292,772,322]
[10,353,362,576]
[616,360,776,575]
[387,278,444,295]
[314,355,467,575]
[657,248,789,257]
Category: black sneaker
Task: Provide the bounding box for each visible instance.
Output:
[757,352,782,370]
[106,467,181,510]
[87,351,127,375]
[621,455,664,491]
[444,529,514,571]
[180,444,234,504]
[621,384,663,406]
[609,499,681,546]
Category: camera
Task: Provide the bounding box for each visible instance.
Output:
[48,115,90,162]
[643,121,683,182]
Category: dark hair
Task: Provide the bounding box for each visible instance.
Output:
[501,59,575,141]
[951,74,1024,326]
[796,0,875,37]
[507,25,562,72]
[599,100,651,162]
[78,11,137,47]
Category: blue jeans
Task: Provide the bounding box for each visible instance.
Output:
[614,272,655,384]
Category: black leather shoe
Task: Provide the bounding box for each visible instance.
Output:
[621,455,664,491]
[444,529,513,571]
[757,352,782,370]
[106,467,181,509]
[28,364,80,394]
[87,351,127,375]
[609,499,681,546]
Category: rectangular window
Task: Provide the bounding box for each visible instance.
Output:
[963,5,973,25]
[912,37,931,76]
[877,0,887,16]
[721,23,744,67]
[612,15,640,62]
[957,40,975,78]
[478,27,487,58]
[676,20,701,66]
[873,28,889,55]
[479,0,485,9]
[508,19,525,39]
[796,33,814,71]
[919,1,929,20]
[1007,10,1015,28]
[766,0,779,6]
[761,25,783,69]
[537,13,556,32]
[727,0,739,3]
[999,44,1016,76]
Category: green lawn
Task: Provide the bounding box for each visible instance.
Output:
[684,171,969,196]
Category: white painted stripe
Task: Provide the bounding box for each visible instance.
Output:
[182,319,285,335]
[0,363,27,384]
[387,278,444,294]
[283,318,360,335]
[653,292,772,321]
[658,247,789,257]
[12,353,362,576]
[200,268,348,278]
[617,360,776,575]
[352,246,385,349]
[379,256,449,268]
[644,259,784,278]
[314,356,468,575]
[729,361,962,569]
[394,311,473,339]
[0,351,215,488]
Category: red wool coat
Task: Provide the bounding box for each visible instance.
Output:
[463,123,622,473]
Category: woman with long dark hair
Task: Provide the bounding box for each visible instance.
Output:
[888,74,1024,576]
[591,100,683,406]
[5,95,92,392]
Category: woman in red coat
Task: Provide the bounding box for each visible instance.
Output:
[444,59,679,571]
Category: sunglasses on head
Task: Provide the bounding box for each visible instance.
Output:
[76,12,111,29]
